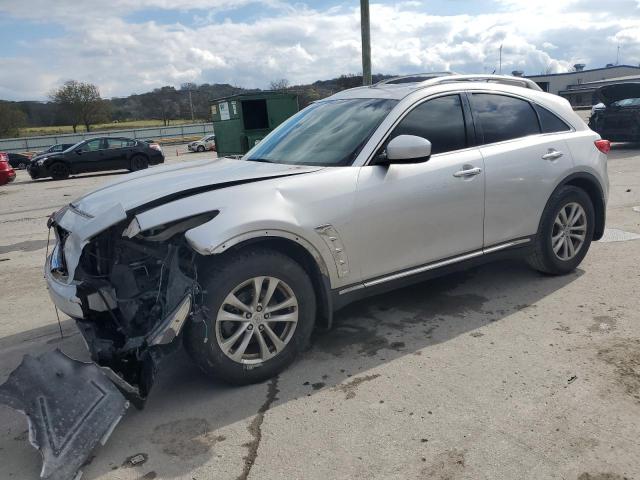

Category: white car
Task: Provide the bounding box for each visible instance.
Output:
[188,134,216,152]
[1,75,610,479]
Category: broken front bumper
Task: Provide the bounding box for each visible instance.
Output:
[44,250,84,319]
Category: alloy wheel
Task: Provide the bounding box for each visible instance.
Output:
[215,276,299,365]
[551,202,587,261]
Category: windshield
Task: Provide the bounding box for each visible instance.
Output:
[244,98,398,166]
[65,141,85,152]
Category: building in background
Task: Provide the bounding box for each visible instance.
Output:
[525,64,640,107]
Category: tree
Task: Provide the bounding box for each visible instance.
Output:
[0,102,27,138]
[270,78,290,91]
[49,80,108,132]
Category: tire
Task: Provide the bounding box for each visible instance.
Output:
[527,186,595,275]
[18,162,27,170]
[49,162,70,180]
[129,155,148,172]
[185,248,316,385]
[197,145,205,152]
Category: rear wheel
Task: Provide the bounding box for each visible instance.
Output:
[18,161,28,170]
[185,249,316,385]
[49,162,69,180]
[527,186,595,275]
[129,155,148,172]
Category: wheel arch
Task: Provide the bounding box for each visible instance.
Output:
[558,172,606,240]
[196,233,334,330]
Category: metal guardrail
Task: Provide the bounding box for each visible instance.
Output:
[0,123,214,154]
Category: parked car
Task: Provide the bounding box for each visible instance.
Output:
[7,152,32,170]
[27,137,164,180]
[188,134,216,152]
[589,83,640,142]
[9,76,610,479]
[31,143,76,161]
[0,153,16,185]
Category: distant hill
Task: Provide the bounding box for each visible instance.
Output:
[3,74,396,135]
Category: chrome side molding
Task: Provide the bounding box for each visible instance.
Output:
[338,238,531,295]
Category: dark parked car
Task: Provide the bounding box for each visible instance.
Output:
[7,152,32,170]
[589,83,640,142]
[27,137,164,180]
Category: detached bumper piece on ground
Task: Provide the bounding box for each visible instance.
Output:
[0,350,129,480]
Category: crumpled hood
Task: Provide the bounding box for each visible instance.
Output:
[596,82,640,106]
[72,157,322,216]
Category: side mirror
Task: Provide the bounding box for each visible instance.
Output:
[387,135,432,163]
[75,148,83,155]
[376,135,432,165]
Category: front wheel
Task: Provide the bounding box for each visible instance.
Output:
[527,186,595,275]
[197,145,205,152]
[49,162,70,180]
[185,249,316,385]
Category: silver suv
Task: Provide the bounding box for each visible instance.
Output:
[44,75,609,393]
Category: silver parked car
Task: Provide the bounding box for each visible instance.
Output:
[42,74,609,394]
[188,134,216,152]
[2,75,610,477]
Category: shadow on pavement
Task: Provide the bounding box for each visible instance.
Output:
[0,259,581,479]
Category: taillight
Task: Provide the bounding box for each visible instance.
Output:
[0,152,7,162]
[149,143,162,152]
[594,139,611,154]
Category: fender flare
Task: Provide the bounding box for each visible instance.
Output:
[544,172,607,240]
[196,229,336,328]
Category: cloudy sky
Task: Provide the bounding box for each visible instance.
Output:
[0,0,639,100]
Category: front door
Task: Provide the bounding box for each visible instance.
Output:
[353,94,486,282]
[73,138,104,173]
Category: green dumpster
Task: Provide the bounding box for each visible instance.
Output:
[210,92,299,157]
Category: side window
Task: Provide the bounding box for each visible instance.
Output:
[107,139,126,149]
[84,139,102,151]
[471,94,540,144]
[389,95,467,155]
[534,104,571,133]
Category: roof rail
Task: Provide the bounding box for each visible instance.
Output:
[419,74,543,91]
[375,72,456,86]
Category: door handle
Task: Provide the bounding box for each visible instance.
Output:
[453,166,483,178]
[542,149,563,161]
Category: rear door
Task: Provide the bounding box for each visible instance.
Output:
[469,92,575,247]
[105,138,130,169]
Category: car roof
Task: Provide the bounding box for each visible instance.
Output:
[328,74,543,101]
[325,73,584,130]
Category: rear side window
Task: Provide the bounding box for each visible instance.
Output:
[390,95,467,155]
[471,93,540,144]
[534,104,571,133]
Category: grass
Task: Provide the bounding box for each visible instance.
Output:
[19,119,201,138]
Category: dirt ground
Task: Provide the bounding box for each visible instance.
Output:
[1,143,640,480]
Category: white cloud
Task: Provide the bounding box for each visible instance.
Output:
[1,1,639,100]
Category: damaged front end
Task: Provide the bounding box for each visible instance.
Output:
[0,206,215,480]
[54,210,216,404]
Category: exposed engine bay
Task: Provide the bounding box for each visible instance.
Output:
[51,212,217,404]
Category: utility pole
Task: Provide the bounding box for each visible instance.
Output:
[617,44,621,65]
[188,89,195,122]
[499,44,503,75]
[360,0,372,86]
